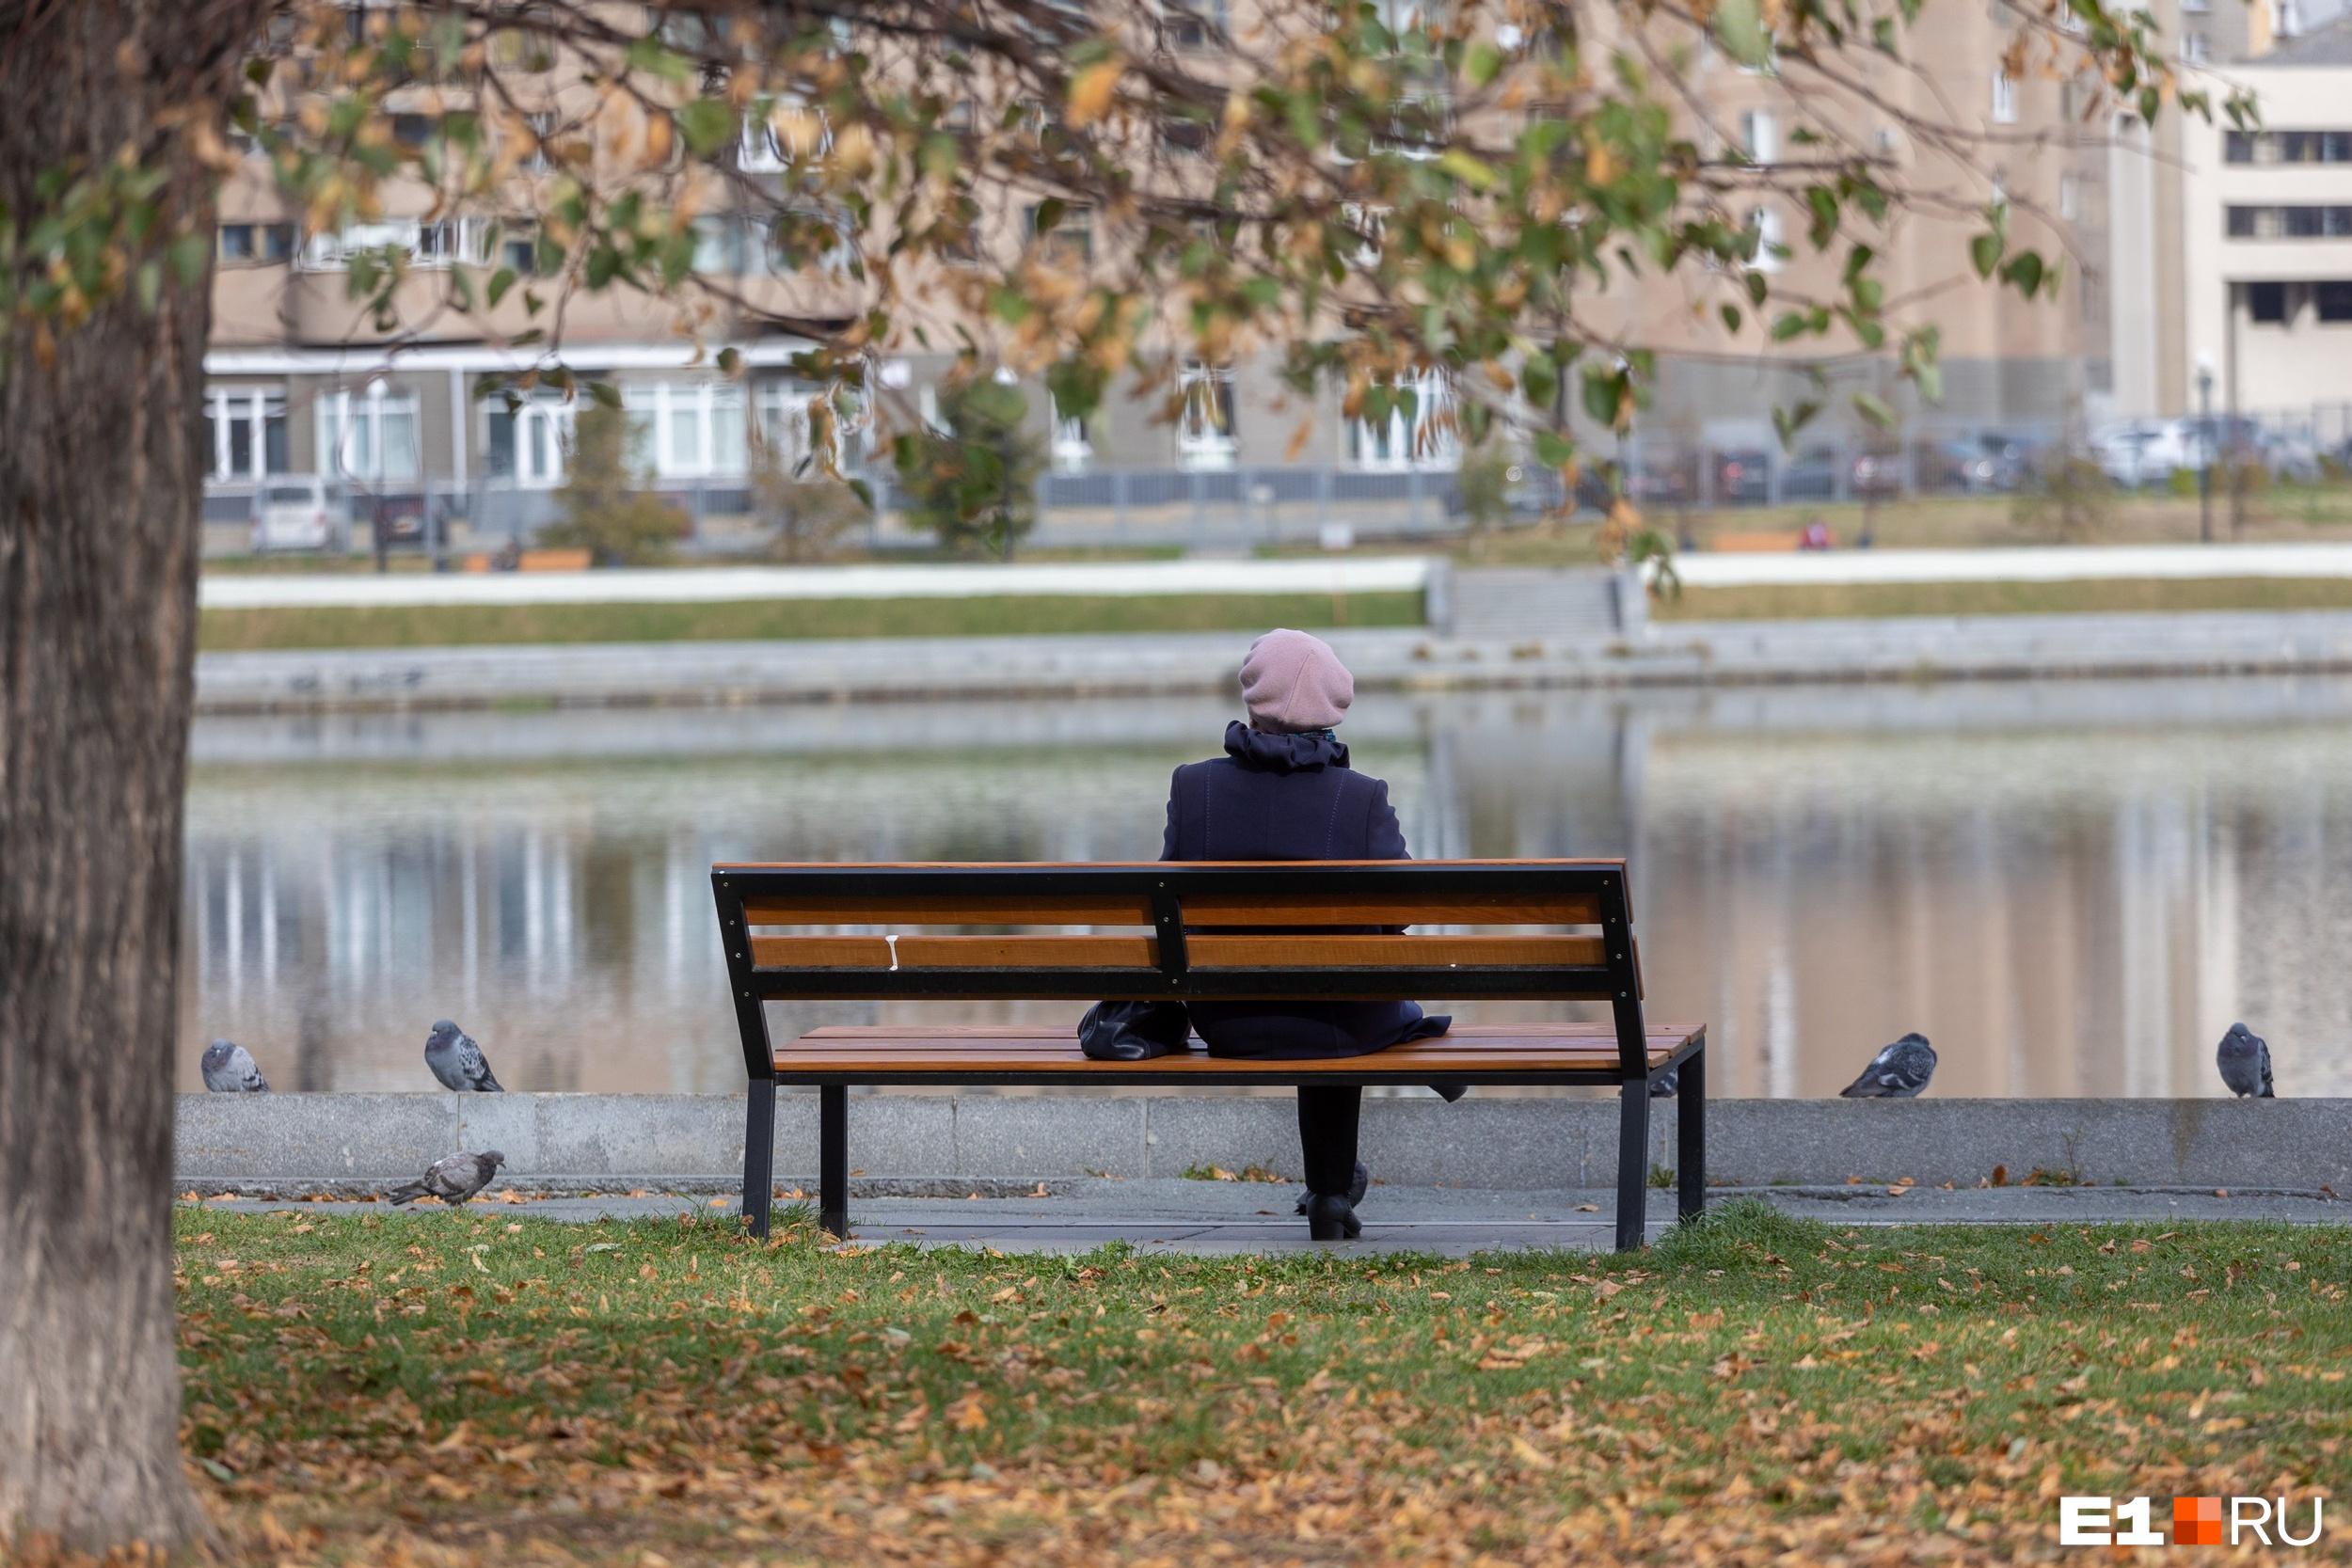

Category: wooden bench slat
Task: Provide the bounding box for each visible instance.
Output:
[750,934,1607,970]
[775,1022,1700,1074]
[743,895,1600,927]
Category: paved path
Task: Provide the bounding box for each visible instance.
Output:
[191,1178,2348,1255]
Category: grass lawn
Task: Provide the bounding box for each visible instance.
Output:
[1653,577,2352,622]
[196,592,1424,652]
[175,1200,2351,1564]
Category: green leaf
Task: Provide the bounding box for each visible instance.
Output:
[676,99,737,157]
[1772,399,1820,451]
[1770,312,1808,341]
[135,260,160,313]
[1969,231,2002,278]
[588,380,622,409]
[626,35,694,83]
[1032,198,1066,237]
[1533,429,1578,467]
[486,266,518,308]
[1719,303,1743,334]
[1463,41,1505,87]
[1711,0,1775,70]
[585,245,622,289]
[1851,390,1898,430]
[1437,149,1498,190]
[167,232,208,287]
[2001,250,2045,296]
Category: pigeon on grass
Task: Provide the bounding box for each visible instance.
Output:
[2217,1022,2275,1099]
[425,1020,503,1092]
[200,1039,270,1093]
[389,1150,507,1207]
[1838,1033,1937,1099]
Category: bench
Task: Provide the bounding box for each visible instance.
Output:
[709,859,1707,1252]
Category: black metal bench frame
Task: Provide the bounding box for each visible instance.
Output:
[711,860,1705,1251]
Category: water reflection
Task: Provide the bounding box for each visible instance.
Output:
[183,678,2352,1097]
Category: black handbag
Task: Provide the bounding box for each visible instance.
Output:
[1078,1000,1193,1061]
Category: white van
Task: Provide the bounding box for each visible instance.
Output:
[249,476,345,553]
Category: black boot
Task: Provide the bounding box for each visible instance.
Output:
[1295,1161,1368,1215]
[1303,1192,1362,1241]
[1428,1083,1468,1102]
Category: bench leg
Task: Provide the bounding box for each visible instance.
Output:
[742,1078,776,1240]
[1614,1077,1649,1253]
[1677,1040,1707,1225]
[819,1084,849,1241]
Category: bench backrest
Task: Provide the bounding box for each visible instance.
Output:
[711,860,1645,1076]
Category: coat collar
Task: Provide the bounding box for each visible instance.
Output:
[1224,719,1349,774]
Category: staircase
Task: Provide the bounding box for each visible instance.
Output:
[1447,567,1634,644]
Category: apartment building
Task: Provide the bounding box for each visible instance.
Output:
[2178,19,2352,430]
[2106,0,2352,426]
[199,3,2110,533]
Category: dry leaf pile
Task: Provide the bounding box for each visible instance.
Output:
[139,1201,2352,1565]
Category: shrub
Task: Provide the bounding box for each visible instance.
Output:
[1452,444,1516,533]
[2013,453,2114,542]
[893,376,1046,561]
[750,433,869,562]
[543,401,685,565]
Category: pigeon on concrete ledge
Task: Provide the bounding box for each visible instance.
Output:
[200,1039,270,1093]
[1838,1033,1936,1099]
[389,1150,506,1207]
[425,1020,503,1092]
[2217,1022,2275,1099]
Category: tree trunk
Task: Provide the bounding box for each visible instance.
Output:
[0,0,260,1552]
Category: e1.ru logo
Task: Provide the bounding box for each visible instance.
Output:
[2061,1496,2324,1546]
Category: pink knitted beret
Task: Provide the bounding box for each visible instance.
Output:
[1239,628,1354,733]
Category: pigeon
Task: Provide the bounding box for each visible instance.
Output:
[1838,1032,1937,1099]
[389,1149,507,1207]
[1649,1068,1679,1099]
[424,1020,503,1092]
[200,1039,270,1093]
[2217,1022,2274,1099]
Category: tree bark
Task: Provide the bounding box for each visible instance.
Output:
[0,0,261,1552]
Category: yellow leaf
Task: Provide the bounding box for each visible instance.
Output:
[1508,1434,1555,1470]
[1067,59,1124,128]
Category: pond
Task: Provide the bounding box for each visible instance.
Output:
[183,675,2352,1098]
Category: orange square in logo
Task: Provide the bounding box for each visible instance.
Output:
[2175,1497,2225,1545]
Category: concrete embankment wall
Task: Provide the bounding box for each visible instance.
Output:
[178,1093,2352,1195]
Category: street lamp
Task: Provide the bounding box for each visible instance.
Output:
[2196,361,2215,545]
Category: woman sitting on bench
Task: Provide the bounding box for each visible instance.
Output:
[1160,628,1453,1241]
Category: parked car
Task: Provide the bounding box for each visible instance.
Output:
[1713,449,1772,505]
[249,476,346,553]
[1923,436,2029,493]
[2091,420,2191,488]
[1777,447,1841,500]
[352,490,431,546]
[1850,450,1905,498]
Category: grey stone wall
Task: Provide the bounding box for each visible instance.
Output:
[177,1092,2352,1193]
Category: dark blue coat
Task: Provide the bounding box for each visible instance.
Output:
[1161,721,1449,1059]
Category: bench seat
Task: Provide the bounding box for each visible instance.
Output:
[779,1022,1705,1081]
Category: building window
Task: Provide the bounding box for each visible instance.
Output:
[623,382,750,479]
[485,395,573,487]
[204,388,288,483]
[1740,109,1777,165]
[1161,0,1228,47]
[501,223,539,277]
[218,223,297,265]
[1176,361,1238,469]
[2228,205,2352,238]
[519,110,557,174]
[2317,280,2352,321]
[1992,72,2018,125]
[1027,203,1094,264]
[2183,31,2209,59]
[1748,206,1785,271]
[317,384,421,483]
[755,382,866,471]
[302,218,487,271]
[2249,281,2289,323]
[2059,173,2078,219]
[1347,369,1459,472]
[1047,394,1094,472]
